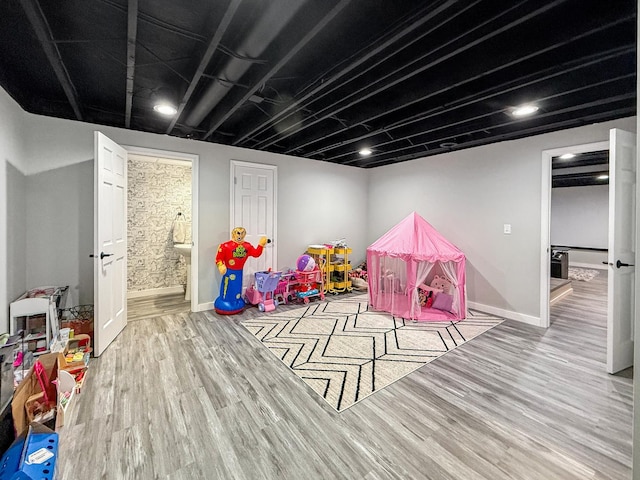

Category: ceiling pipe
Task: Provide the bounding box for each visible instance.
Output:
[20,0,83,120]
[256,0,568,150]
[350,92,635,167]
[125,0,138,129]
[201,0,352,141]
[361,105,635,168]
[232,0,462,147]
[305,44,634,159]
[184,0,308,128]
[166,0,243,134]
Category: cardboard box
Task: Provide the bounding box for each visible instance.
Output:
[11,353,59,436]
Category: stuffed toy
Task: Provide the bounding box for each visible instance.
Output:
[418,287,427,306]
[214,227,267,315]
[417,285,437,307]
[418,282,442,295]
[430,275,453,295]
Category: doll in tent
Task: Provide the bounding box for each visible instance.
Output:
[214,227,268,315]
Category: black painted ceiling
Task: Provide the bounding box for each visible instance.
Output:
[552,150,609,188]
[0,0,636,168]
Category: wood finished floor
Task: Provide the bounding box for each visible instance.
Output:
[57,275,632,479]
[127,292,190,321]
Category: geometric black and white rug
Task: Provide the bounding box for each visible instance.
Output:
[241,294,503,412]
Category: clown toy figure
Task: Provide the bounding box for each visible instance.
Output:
[214,227,268,314]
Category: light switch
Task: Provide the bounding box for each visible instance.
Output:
[503,224,511,234]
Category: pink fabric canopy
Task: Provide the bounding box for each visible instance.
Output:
[367,212,466,321]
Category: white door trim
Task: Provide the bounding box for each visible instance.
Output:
[540,140,609,328]
[123,145,199,313]
[230,160,278,270]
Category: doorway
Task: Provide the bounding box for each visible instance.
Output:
[540,140,609,327]
[549,149,610,306]
[540,129,636,374]
[124,146,199,314]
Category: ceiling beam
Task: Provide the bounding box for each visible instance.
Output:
[340,86,633,165]
[98,0,207,44]
[309,46,634,160]
[201,0,352,140]
[353,94,634,168]
[231,0,463,147]
[252,0,567,150]
[350,106,633,168]
[166,0,243,134]
[125,0,138,129]
[19,0,83,120]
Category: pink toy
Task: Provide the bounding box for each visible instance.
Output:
[245,270,282,312]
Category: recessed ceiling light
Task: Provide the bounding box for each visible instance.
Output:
[597,174,609,180]
[511,104,539,117]
[153,103,178,116]
[559,153,575,160]
[359,148,372,156]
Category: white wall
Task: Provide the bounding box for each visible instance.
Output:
[0,89,27,332]
[19,113,370,309]
[367,117,636,323]
[551,185,608,249]
[25,161,94,306]
[6,162,26,312]
[3,86,637,324]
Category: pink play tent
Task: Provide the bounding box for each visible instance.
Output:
[367,212,466,321]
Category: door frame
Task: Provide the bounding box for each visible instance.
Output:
[539,140,609,328]
[124,145,199,312]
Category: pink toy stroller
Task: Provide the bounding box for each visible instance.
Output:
[245,270,282,312]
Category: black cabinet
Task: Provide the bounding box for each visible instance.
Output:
[551,250,569,279]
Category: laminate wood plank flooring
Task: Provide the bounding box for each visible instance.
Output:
[550,276,573,304]
[57,275,632,480]
[127,292,190,321]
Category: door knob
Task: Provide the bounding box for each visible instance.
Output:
[616,260,634,268]
[90,252,113,260]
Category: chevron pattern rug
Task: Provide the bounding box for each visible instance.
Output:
[242,294,503,412]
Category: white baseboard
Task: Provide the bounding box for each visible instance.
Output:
[569,262,607,270]
[550,287,573,306]
[467,301,542,327]
[195,302,213,312]
[127,286,184,299]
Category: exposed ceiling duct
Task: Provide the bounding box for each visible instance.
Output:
[183,0,308,128]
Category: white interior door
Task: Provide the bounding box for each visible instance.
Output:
[607,128,636,374]
[94,132,128,356]
[231,161,277,289]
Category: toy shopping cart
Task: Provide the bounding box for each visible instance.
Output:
[245,270,282,312]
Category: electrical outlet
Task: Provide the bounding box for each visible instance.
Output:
[503,224,511,234]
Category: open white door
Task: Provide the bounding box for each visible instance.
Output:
[607,128,636,374]
[231,161,277,289]
[94,132,128,357]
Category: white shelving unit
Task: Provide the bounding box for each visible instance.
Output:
[9,287,66,356]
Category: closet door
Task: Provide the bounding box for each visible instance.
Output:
[230,161,277,290]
